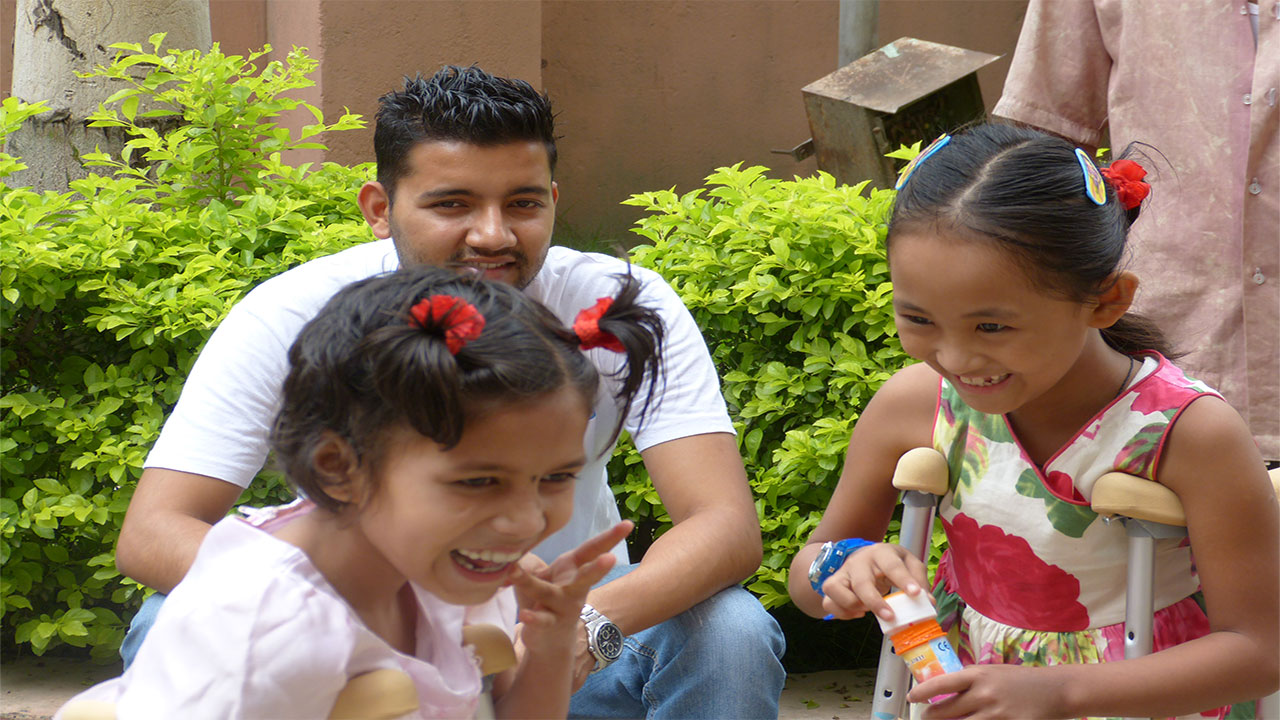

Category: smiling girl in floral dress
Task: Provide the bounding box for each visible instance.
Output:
[789,124,1278,719]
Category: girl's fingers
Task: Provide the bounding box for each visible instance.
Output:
[544,521,633,580]
[518,606,558,628]
[564,553,616,591]
[519,552,549,575]
[514,554,615,612]
[822,546,930,621]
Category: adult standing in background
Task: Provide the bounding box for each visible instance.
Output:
[993,0,1278,463]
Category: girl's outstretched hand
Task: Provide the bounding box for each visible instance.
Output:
[819,542,930,623]
[507,521,632,680]
[909,664,1068,719]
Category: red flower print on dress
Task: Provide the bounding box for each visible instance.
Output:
[942,513,1091,631]
[1042,469,1087,504]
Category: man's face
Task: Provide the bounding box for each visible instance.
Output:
[359,140,558,289]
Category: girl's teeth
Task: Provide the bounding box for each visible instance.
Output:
[959,374,1008,387]
[457,548,521,563]
[452,548,522,574]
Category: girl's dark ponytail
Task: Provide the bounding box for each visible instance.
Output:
[577,272,666,449]
[1102,313,1179,359]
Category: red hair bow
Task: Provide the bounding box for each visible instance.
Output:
[574,297,625,352]
[408,295,485,354]
[1100,159,1150,210]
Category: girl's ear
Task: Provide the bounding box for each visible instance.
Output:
[1089,271,1138,328]
[311,432,364,505]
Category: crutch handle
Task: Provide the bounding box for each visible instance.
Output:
[891,447,949,496]
[328,668,420,719]
[1093,469,1280,527]
[58,701,117,720]
[463,623,517,720]
[461,623,518,676]
[1091,472,1187,527]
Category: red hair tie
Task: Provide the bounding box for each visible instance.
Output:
[574,297,625,352]
[1100,159,1150,210]
[408,295,485,354]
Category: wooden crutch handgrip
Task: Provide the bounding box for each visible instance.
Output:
[58,701,118,720]
[1092,469,1280,527]
[1091,472,1187,527]
[328,668,419,720]
[462,623,517,677]
[891,447,950,496]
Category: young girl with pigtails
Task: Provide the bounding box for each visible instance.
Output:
[58,266,664,719]
[789,124,1279,719]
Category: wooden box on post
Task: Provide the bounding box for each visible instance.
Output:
[801,37,1000,190]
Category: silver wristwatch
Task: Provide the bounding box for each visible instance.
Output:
[580,604,624,673]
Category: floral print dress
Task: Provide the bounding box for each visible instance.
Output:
[930,353,1228,720]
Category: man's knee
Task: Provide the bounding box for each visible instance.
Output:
[653,585,786,662]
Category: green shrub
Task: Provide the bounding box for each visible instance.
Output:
[1,36,372,658]
[613,165,914,608]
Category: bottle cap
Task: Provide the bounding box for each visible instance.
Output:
[875,590,938,635]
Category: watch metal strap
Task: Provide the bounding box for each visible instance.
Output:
[581,603,618,672]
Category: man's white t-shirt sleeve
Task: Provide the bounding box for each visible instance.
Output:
[144,302,292,489]
[145,240,400,488]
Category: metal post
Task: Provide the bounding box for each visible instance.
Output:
[838,0,879,68]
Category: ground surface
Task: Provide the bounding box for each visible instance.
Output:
[0,655,878,719]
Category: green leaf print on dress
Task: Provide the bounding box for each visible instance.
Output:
[935,382,1016,511]
[1113,418,1175,475]
[1014,468,1097,538]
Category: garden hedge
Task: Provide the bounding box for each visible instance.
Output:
[2,37,920,659]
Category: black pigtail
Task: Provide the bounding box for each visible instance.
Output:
[593,272,666,444]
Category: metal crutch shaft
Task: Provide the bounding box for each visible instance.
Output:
[870,448,949,720]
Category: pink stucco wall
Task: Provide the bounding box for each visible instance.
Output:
[4,0,1027,244]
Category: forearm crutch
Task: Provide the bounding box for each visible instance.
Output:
[1092,470,1280,720]
[871,447,950,720]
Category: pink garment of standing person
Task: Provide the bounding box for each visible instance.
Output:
[993,0,1279,462]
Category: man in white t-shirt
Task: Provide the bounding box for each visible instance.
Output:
[114,65,786,718]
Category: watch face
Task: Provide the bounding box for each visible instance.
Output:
[596,623,624,661]
[808,542,835,586]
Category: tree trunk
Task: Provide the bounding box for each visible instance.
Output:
[7,0,211,191]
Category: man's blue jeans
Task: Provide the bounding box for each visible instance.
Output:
[567,562,786,719]
[122,563,787,719]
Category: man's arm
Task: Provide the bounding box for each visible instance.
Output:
[115,468,244,593]
[584,431,760,636]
